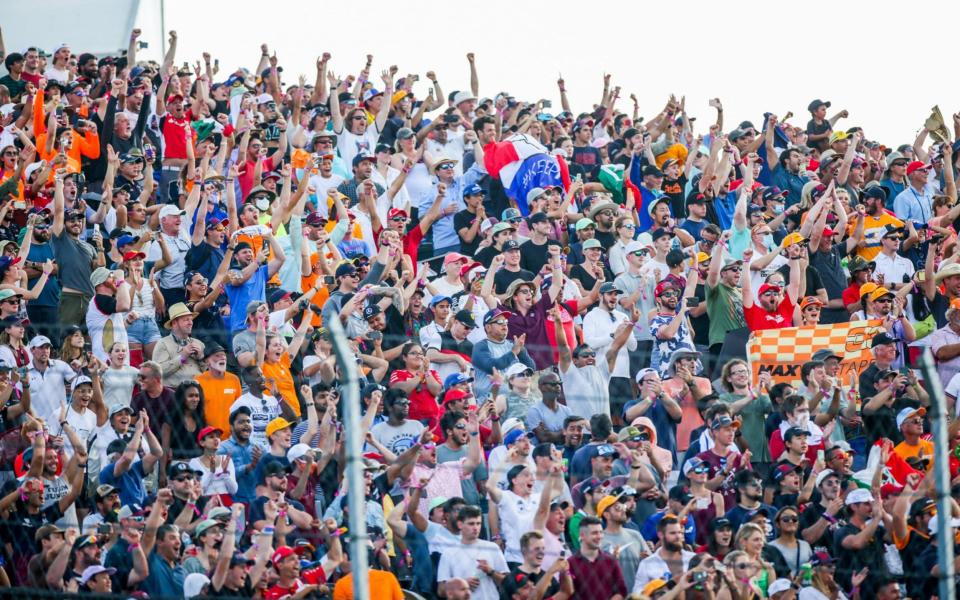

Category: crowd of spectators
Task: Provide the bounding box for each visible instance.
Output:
[1,23,960,600]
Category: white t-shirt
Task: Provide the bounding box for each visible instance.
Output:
[302,355,326,387]
[308,174,346,216]
[424,521,461,555]
[498,490,539,563]
[101,366,139,410]
[560,359,611,420]
[27,359,75,425]
[229,393,281,448]
[64,405,97,457]
[336,127,380,166]
[370,420,425,456]
[436,538,509,600]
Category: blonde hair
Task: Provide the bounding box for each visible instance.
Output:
[735,523,766,551]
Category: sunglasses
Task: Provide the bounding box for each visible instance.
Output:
[576,351,596,358]
[779,515,799,523]
[692,466,709,474]
[489,319,508,326]
[437,164,455,170]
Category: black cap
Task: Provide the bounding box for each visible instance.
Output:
[261,459,290,481]
[863,186,887,201]
[168,461,201,479]
[651,228,670,241]
[203,342,226,360]
[870,332,899,348]
[909,497,936,519]
[363,305,382,320]
[668,485,692,504]
[454,309,477,328]
[708,517,733,532]
[527,212,549,225]
[502,240,521,252]
[642,165,664,178]
[784,426,810,442]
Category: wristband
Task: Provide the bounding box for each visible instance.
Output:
[822,514,837,523]
[469,431,479,437]
[490,415,499,422]
[127,543,140,551]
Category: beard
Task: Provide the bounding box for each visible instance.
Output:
[664,540,683,553]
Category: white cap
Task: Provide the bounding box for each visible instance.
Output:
[24,162,44,181]
[79,565,116,585]
[844,488,873,506]
[479,218,495,234]
[0,103,15,118]
[768,579,793,595]
[500,417,524,437]
[28,335,52,348]
[453,91,476,106]
[255,93,274,105]
[183,573,211,599]
[159,205,186,220]
[504,362,533,379]
[287,443,311,463]
[624,240,646,255]
[54,43,70,53]
[815,469,839,488]
[928,517,960,536]
[73,375,93,387]
[896,406,926,430]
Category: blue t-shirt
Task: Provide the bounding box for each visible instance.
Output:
[642,510,696,546]
[99,459,147,507]
[26,242,60,306]
[403,525,436,596]
[225,264,269,331]
[142,551,186,598]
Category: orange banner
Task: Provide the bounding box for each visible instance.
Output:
[747,320,885,384]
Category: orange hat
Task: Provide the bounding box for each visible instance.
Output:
[858,282,878,299]
[800,296,824,310]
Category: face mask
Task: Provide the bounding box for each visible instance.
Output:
[255,198,270,212]
[772,205,784,215]
[794,412,810,428]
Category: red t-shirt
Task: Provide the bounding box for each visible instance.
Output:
[841,283,862,310]
[264,566,327,600]
[744,295,795,332]
[160,112,193,160]
[389,369,441,428]
[238,157,276,199]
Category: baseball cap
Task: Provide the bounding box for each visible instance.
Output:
[910,497,937,519]
[483,306,512,325]
[710,415,739,430]
[596,494,624,517]
[906,161,931,176]
[682,456,708,476]
[363,304,383,320]
[196,426,223,443]
[783,427,809,442]
[815,469,840,487]
[575,218,596,231]
[502,239,521,252]
[504,362,534,379]
[168,461,201,479]
[772,463,801,482]
[504,428,534,446]
[443,372,474,389]
[265,417,294,438]
[845,488,874,505]
[454,309,477,328]
[768,579,794,596]
[287,443,312,463]
[757,283,782,296]
[443,252,469,265]
[870,331,899,348]
[582,238,602,250]
[158,205,186,220]
[807,99,831,112]
[896,406,926,430]
[428,295,452,308]
[80,565,117,585]
[28,335,52,348]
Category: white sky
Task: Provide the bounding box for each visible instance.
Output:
[128,0,958,146]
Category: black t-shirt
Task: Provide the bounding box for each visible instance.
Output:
[519,239,562,276]
[797,500,842,554]
[808,242,849,300]
[10,500,64,556]
[210,575,255,598]
[453,208,483,256]
[931,291,951,328]
[594,229,617,250]
[571,146,602,181]
[166,494,209,525]
[509,566,560,598]
[806,119,831,152]
[833,522,888,591]
[494,268,535,295]
[434,330,474,360]
[474,244,500,269]
[568,263,613,294]
[690,282,711,347]
[94,293,118,315]
[902,527,933,599]
[776,262,825,298]
[663,175,688,219]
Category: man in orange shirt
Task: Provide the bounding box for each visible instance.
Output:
[894,407,933,471]
[197,342,241,438]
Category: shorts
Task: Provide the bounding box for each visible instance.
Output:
[127,315,162,345]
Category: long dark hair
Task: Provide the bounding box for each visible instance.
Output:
[175,381,206,421]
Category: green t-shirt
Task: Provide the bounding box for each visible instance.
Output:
[705,282,746,347]
[719,392,773,463]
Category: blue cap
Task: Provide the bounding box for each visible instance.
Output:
[443,372,473,389]
[116,235,138,249]
[504,428,534,446]
[362,88,382,103]
[429,295,452,308]
[501,208,522,221]
[464,183,483,197]
[352,152,376,167]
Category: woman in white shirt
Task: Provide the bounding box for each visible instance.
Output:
[189,425,238,501]
[122,250,167,360]
[486,461,540,564]
[100,342,139,410]
[608,215,638,276]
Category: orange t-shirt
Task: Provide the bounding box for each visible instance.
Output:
[0,170,24,201]
[662,376,711,452]
[262,353,300,417]
[332,570,403,600]
[197,370,243,438]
